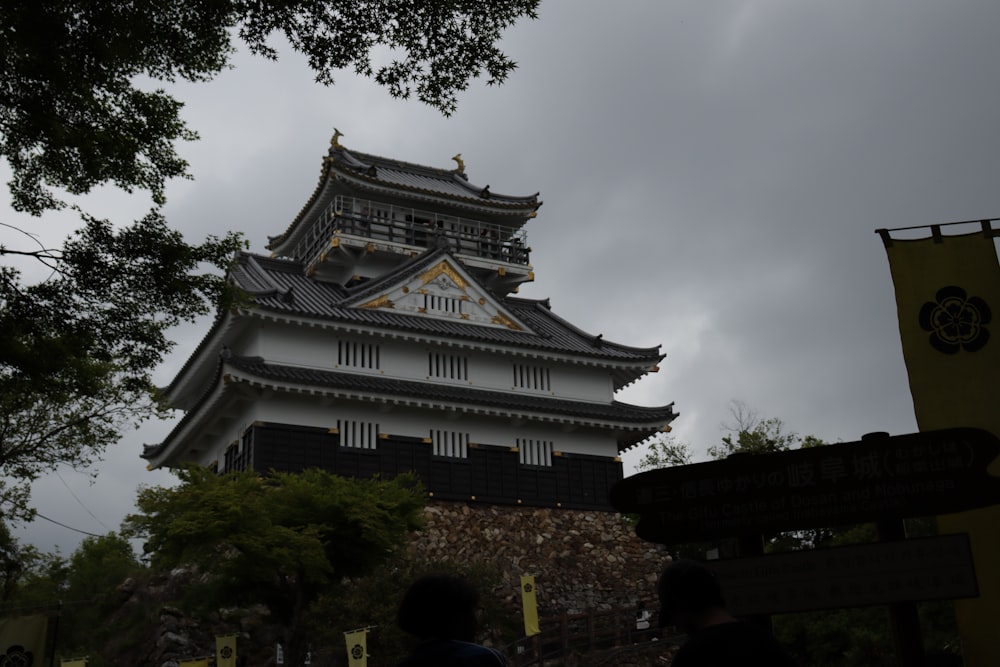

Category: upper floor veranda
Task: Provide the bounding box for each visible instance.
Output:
[284,195,534,291]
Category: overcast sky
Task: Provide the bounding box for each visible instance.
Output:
[7,0,1000,554]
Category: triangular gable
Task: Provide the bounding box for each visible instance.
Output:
[343,256,532,331]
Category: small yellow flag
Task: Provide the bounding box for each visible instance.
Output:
[61,658,87,667]
[344,628,367,667]
[216,634,238,667]
[0,614,49,665]
[178,660,210,667]
[520,575,540,636]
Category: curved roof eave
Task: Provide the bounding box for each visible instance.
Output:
[162,310,242,408]
[334,146,539,205]
[144,357,230,469]
[224,356,677,427]
[247,305,663,372]
[330,171,539,214]
[267,175,341,254]
[510,296,664,359]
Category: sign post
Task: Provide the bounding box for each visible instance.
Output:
[611,427,1000,544]
[705,534,977,615]
[611,427,1000,666]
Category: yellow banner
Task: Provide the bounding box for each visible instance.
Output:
[344,628,367,667]
[61,659,87,667]
[216,634,237,667]
[883,226,1000,667]
[178,660,209,667]
[520,575,540,636]
[0,614,48,664]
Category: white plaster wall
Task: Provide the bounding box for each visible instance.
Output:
[231,320,263,357]
[251,321,341,369]
[249,320,617,403]
[550,364,614,402]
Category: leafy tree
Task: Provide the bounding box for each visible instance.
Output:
[64,533,141,605]
[123,467,425,665]
[636,402,822,474]
[0,521,26,602]
[0,533,141,612]
[0,544,69,610]
[0,531,142,664]
[0,0,541,215]
[0,213,243,521]
[708,400,806,459]
[58,533,143,657]
[636,433,693,471]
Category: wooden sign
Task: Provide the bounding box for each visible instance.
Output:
[708,534,978,616]
[610,428,1000,543]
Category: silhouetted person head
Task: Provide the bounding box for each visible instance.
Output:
[398,575,480,643]
[656,560,798,666]
[657,559,728,633]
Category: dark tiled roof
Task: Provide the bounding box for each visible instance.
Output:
[335,147,539,206]
[227,355,677,426]
[269,145,540,250]
[339,243,452,305]
[232,252,664,365]
[144,348,227,461]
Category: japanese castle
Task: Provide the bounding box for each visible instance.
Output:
[144,134,677,510]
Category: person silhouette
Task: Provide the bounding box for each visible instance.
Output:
[658,559,796,667]
[396,575,508,667]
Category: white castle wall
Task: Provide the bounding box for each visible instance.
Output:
[242,319,616,403]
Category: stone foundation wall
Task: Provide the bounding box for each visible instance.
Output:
[404,501,671,616]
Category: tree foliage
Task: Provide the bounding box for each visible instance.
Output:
[707,400,821,459]
[0,530,142,663]
[636,433,693,471]
[123,467,425,665]
[0,213,243,520]
[0,0,540,214]
[636,401,824,473]
[0,521,35,604]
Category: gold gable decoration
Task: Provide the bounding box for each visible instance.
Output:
[491,313,522,331]
[358,295,394,309]
[419,261,468,291]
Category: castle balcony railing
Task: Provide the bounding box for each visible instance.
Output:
[292,195,530,267]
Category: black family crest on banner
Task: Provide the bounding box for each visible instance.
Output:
[919,285,991,354]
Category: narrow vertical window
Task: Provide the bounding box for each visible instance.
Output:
[513,364,550,391]
[517,438,553,466]
[428,352,469,380]
[338,420,379,449]
[423,294,463,315]
[431,430,469,458]
[337,340,381,370]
